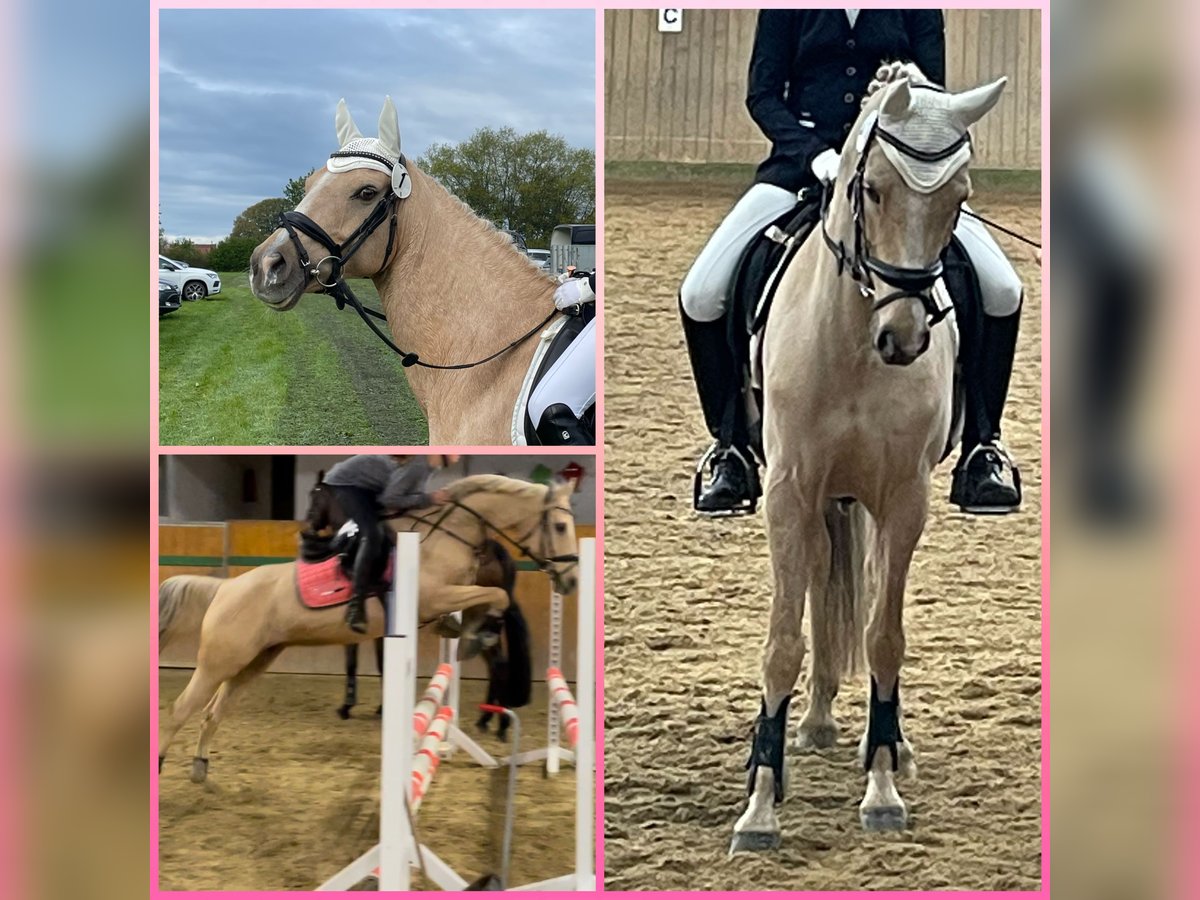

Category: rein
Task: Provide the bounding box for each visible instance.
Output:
[396,497,578,588]
[277,151,557,371]
[961,208,1042,250]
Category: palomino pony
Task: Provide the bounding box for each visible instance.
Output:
[302,476,529,721]
[158,475,578,782]
[730,70,1008,851]
[249,97,565,445]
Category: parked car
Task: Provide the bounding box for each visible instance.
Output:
[158,254,221,300]
[527,248,551,272]
[159,281,182,316]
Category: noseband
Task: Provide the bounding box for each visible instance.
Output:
[820,104,968,327]
[278,151,404,290]
[276,149,556,371]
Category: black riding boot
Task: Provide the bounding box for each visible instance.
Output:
[951,303,1023,513]
[535,403,592,445]
[679,298,760,516]
[345,595,368,634]
[345,539,373,634]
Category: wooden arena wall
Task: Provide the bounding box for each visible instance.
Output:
[158,520,595,681]
[605,9,1042,170]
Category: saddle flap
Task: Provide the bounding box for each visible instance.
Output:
[731,200,822,344]
[521,313,590,444]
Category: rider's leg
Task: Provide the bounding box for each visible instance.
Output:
[528,318,597,445]
[330,485,382,633]
[950,210,1023,513]
[680,183,797,514]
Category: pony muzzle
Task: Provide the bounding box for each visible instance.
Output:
[872,298,932,366]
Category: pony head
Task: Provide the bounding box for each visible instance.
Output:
[250,97,412,309]
[841,74,1006,365]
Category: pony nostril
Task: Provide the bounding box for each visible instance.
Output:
[876,329,895,358]
[264,252,287,282]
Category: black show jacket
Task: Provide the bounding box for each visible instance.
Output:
[747,9,945,192]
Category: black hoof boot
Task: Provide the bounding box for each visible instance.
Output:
[694,443,760,517]
[336,704,352,720]
[950,442,1022,514]
[730,696,790,853]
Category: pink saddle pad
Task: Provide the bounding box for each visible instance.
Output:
[295,557,352,608]
[295,556,392,609]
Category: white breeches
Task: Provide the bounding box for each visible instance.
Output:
[680,186,1023,322]
[527,317,597,423]
[955,204,1024,316]
[680,184,798,323]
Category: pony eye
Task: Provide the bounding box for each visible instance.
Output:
[555,522,567,534]
[864,183,882,204]
[356,186,377,200]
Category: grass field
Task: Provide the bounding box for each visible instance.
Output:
[158,275,427,445]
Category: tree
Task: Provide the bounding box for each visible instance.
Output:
[207,236,261,273]
[284,169,315,208]
[161,237,205,267]
[230,198,292,242]
[418,128,594,248]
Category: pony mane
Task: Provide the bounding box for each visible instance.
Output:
[445,474,550,502]
[418,165,554,279]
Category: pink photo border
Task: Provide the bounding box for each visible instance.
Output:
[150,1,1058,896]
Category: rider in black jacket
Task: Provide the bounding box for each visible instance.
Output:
[680,9,1023,516]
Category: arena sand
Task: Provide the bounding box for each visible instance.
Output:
[602,179,1042,891]
[158,672,582,890]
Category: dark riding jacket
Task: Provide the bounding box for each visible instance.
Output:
[749,9,946,192]
[324,455,434,511]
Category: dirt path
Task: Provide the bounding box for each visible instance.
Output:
[159,672,580,890]
[601,181,1042,891]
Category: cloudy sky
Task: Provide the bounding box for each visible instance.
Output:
[159,9,595,241]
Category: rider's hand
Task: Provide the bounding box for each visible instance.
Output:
[811,148,840,185]
[430,489,450,505]
[553,276,595,311]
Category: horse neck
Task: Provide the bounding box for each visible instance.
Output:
[806,197,875,367]
[372,169,558,443]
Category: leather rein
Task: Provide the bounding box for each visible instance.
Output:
[397,496,579,591]
[820,102,970,328]
[277,149,555,370]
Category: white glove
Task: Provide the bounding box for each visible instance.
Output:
[553,276,595,311]
[811,148,840,184]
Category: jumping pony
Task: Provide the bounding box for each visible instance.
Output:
[158,475,578,782]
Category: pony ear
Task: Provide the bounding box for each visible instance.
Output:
[317,469,324,482]
[335,98,362,148]
[881,77,913,120]
[950,76,1007,129]
[378,96,402,160]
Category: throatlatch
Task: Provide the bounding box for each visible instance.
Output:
[864,676,904,773]
[745,695,791,802]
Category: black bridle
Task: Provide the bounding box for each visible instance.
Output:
[277,150,556,370]
[820,109,970,327]
[399,494,579,592]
